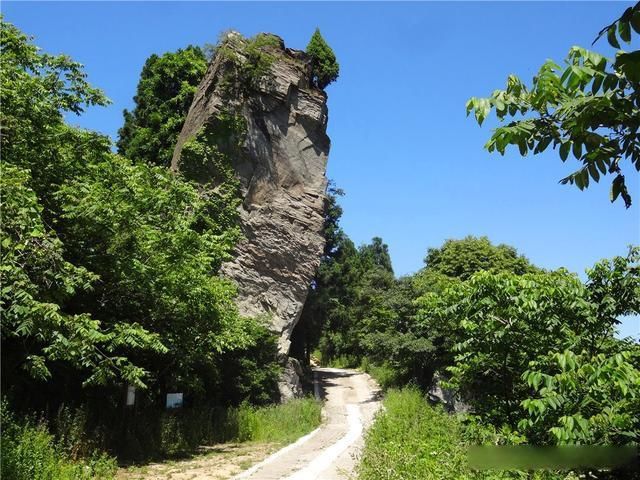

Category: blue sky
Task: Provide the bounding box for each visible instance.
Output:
[4,1,638,338]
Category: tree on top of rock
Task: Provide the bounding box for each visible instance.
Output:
[306,28,339,89]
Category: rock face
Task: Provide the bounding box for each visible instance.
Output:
[172,33,329,397]
[428,373,470,413]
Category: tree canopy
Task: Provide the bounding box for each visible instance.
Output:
[117,46,207,166]
[423,236,538,281]
[466,2,640,207]
[305,28,339,89]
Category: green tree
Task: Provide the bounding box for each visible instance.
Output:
[429,247,640,443]
[55,154,247,393]
[1,19,279,407]
[359,237,394,274]
[1,165,166,388]
[423,236,537,281]
[411,237,540,396]
[0,19,109,215]
[0,20,166,389]
[117,46,207,166]
[305,28,339,89]
[293,207,397,366]
[466,3,640,207]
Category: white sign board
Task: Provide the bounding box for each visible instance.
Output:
[166,393,183,409]
[126,385,136,406]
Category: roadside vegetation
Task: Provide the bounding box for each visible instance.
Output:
[1,19,325,477]
[1,397,320,480]
[358,388,468,480]
[2,3,638,479]
[294,5,640,479]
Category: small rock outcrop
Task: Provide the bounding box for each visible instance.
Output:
[172,33,330,398]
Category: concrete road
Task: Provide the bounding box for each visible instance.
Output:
[233,368,382,480]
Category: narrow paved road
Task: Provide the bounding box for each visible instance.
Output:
[233,367,382,480]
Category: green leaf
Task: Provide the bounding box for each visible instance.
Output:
[607,26,621,49]
[560,142,570,162]
[518,141,528,156]
[603,74,617,92]
[611,175,623,202]
[572,141,582,160]
[618,19,631,43]
[465,99,474,117]
[535,136,552,154]
[591,73,604,94]
[616,51,640,83]
[588,162,600,182]
[631,10,640,34]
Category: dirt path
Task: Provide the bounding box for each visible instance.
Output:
[118,443,281,480]
[233,367,382,480]
[119,368,381,480]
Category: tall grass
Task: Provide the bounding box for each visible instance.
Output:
[237,397,322,443]
[358,387,468,480]
[358,388,581,480]
[124,396,322,459]
[1,403,117,480]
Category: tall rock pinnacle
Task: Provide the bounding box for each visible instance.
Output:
[172,32,330,394]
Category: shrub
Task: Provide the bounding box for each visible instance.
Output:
[360,359,404,391]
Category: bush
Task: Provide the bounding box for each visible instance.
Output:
[360,359,404,391]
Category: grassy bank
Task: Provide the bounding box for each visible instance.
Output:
[358,388,467,480]
[236,396,322,444]
[1,403,117,480]
[358,388,585,480]
[1,397,322,480]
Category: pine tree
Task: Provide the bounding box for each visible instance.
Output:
[305,28,339,89]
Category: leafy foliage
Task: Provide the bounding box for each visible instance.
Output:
[306,28,339,89]
[55,153,248,392]
[1,20,166,389]
[1,165,167,388]
[521,348,640,445]
[117,46,207,166]
[438,269,597,424]
[1,20,284,472]
[423,236,538,281]
[428,247,640,446]
[466,2,640,207]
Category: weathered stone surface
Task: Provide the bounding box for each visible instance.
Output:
[428,373,470,413]
[278,358,305,402]
[172,33,329,372]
